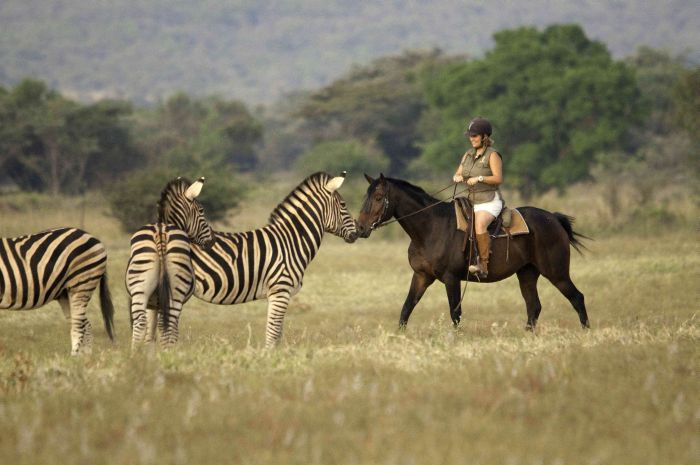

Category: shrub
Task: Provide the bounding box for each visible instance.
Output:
[107,168,243,232]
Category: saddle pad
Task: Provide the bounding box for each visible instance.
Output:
[491,208,529,238]
[454,201,530,238]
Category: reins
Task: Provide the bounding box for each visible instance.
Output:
[371,183,469,230]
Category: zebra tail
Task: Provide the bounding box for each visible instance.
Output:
[157,223,171,331]
[99,272,116,341]
[127,295,133,330]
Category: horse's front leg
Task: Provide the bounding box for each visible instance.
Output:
[444,277,463,326]
[399,272,435,329]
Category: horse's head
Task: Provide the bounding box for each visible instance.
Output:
[322,172,358,244]
[356,173,392,238]
[158,176,215,249]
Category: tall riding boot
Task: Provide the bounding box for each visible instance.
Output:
[468,233,491,277]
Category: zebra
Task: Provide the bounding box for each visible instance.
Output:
[0,227,114,355]
[126,177,214,348]
[191,171,358,348]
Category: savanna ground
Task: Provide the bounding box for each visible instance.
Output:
[0,176,698,465]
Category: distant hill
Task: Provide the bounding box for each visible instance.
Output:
[0,0,697,104]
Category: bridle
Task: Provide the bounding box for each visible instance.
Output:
[370,195,391,230]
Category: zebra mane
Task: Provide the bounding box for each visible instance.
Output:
[268,172,331,225]
[158,177,191,222]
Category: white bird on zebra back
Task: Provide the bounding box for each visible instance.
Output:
[125,176,214,349]
[0,228,115,355]
[190,171,358,349]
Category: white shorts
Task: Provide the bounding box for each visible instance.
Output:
[473,191,503,218]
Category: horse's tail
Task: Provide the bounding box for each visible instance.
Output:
[553,212,590,255]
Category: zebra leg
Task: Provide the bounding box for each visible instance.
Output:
[158,302,183,348]
[128,271,159,349]
[146,307,159,344]
[264,288,292,349]
[58,293,71,320]
[67,289,94,355]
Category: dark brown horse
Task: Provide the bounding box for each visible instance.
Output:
[356,174,590,330]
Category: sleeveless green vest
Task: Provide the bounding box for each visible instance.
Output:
[460,146,502,204]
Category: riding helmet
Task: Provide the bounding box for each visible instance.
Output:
[465,117,492,136]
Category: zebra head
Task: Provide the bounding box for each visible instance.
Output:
[158,177,215,249]
[322,172,358,244]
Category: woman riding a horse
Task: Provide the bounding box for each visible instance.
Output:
[452,117,503,277]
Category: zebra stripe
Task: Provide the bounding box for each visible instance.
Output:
[191,172,357,348]
[126,177,214,348]
[0,227,114,355]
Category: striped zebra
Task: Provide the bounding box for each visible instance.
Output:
[0,227,114,354]
[191,171,358,348]
[126,177,214,348]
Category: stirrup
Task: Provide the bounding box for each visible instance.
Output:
[468,262,488,277]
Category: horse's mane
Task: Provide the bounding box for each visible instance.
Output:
[268,172,331,225]
[385,177,440,204]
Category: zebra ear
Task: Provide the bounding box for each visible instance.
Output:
[185,177,205,200]
[324,175,345,193]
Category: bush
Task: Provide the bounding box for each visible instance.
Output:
[107,168,244,232]
[294,139,390,177]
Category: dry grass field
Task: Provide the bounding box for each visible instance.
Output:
[0,179,698,464]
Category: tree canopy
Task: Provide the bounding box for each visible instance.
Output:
[418,24,645,198]
[0,79,139,194]
[296,50,452,174]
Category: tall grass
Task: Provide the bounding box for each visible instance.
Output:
[0,178,698,464]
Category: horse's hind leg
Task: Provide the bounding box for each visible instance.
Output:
[399,272,435,328]
[551,278,590,329]
[517,264,542,331]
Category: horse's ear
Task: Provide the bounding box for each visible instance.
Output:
[364,173,374,184]
[379,173,386,184]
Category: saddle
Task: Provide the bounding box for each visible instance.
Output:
[454,198,530,263]
[454,197,529,238]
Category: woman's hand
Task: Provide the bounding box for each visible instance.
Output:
[466,177,479,186]
[453,174,464,183]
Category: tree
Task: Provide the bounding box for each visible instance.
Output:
[672,67,700,180]
[135,93,263,173]
[294,139,390,176]
[105,93,257,230]
[673,67,700,142]
[297,50,454,174]
[419,24,644,198]
[0,79,139,194]
[75,100,142,189]
[625,47,687,140]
